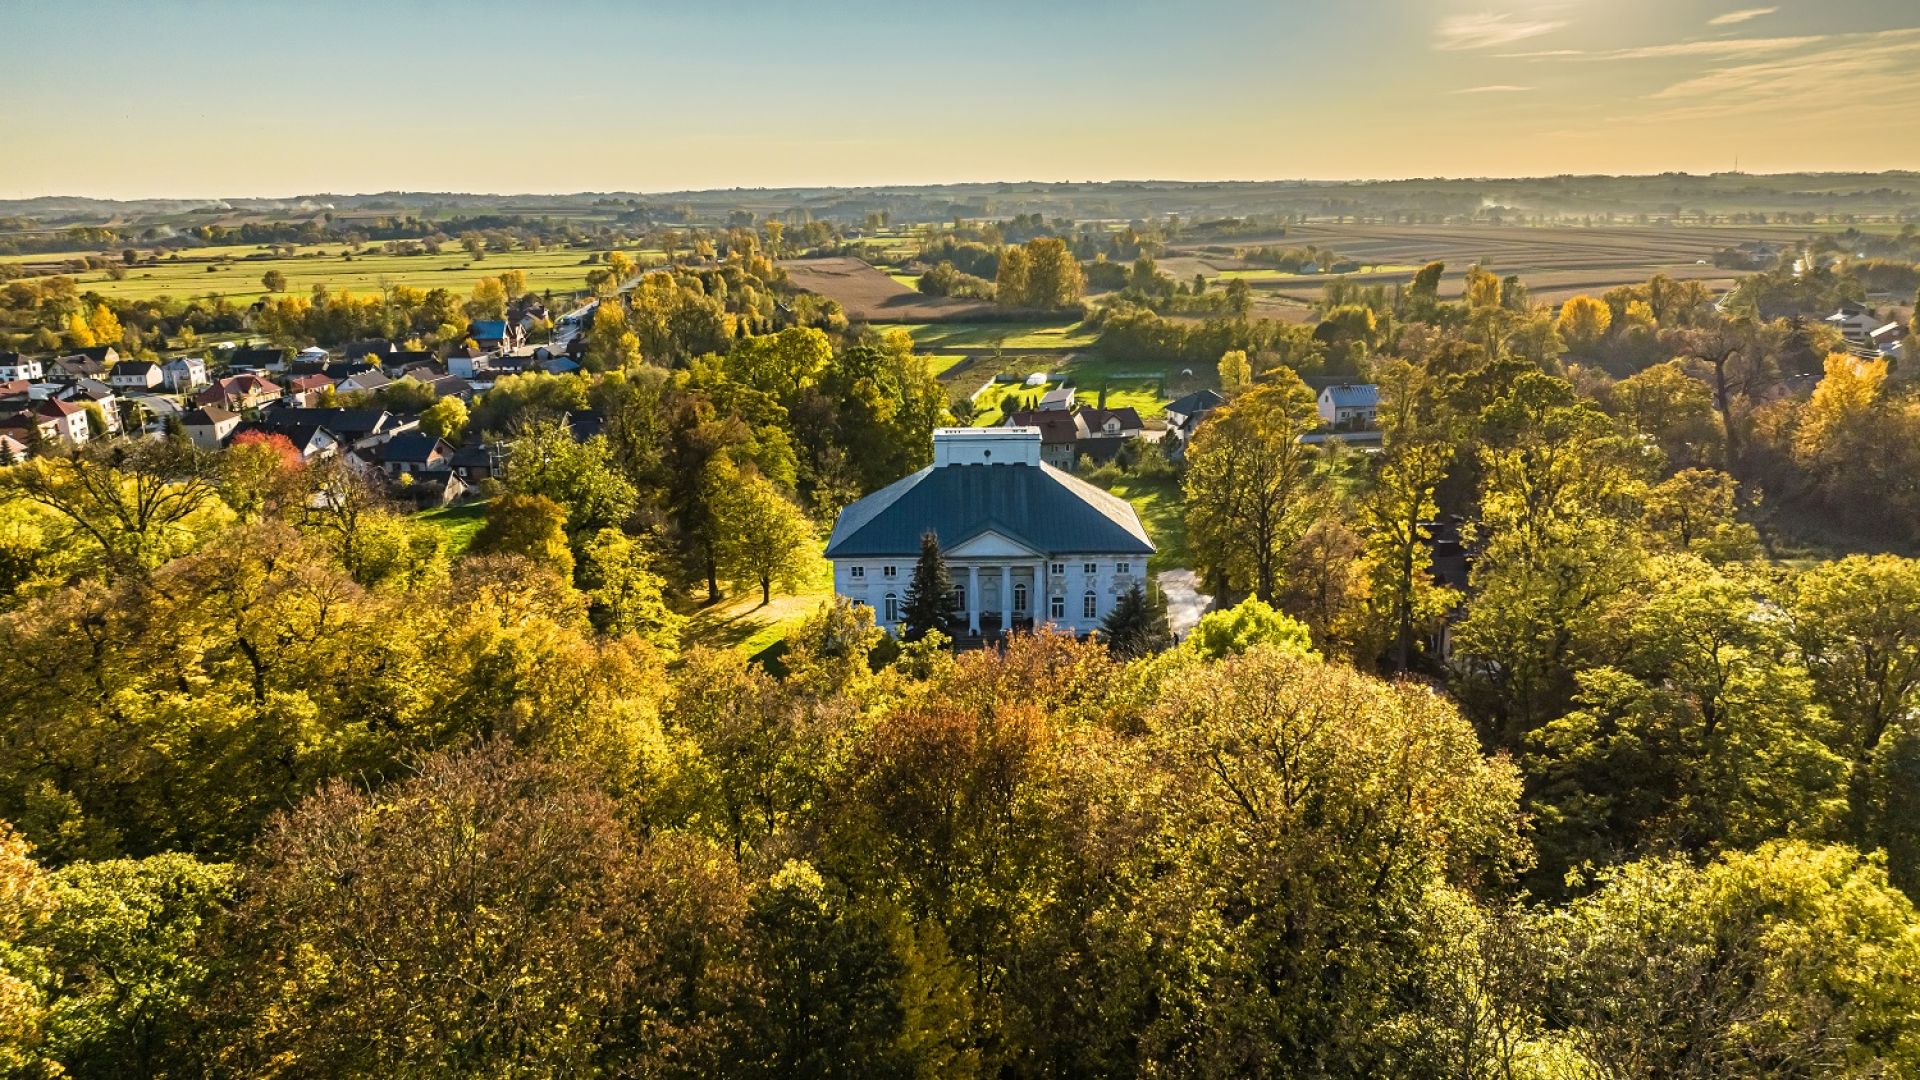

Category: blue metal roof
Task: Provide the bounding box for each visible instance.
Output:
[825,462,1153,558]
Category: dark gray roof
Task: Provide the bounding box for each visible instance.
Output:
[1165,388,1225,417]
[378,432,450,464]
[1320,383,1379,409]
[825,461,1152,558]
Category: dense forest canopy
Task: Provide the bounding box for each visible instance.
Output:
[5,178,1920,1076]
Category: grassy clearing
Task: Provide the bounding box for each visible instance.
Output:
[679,546,834,657]
[416,501,489,558]
[1100,475,1190,573]
[11,244,659,304]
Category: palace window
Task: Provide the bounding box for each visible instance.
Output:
[1049,595,1065,619]
[1116,562,1132,575]
[849,565,865,579]
[882,565,897,579]
[953,585,966,610]
[884,593,898,623]
[1013,583,1028,612]
[1083,591,1098,619]
[1083,562,1098,575]
[1050,562,1065,575]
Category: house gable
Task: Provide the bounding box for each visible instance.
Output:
[946,529,1044,560]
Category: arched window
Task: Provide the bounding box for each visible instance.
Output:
[1083,591,1098,619]
[1013,583,1028,613]
[884,593,898,624]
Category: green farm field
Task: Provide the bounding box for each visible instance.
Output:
[8,244,660,304]
[892,320,1099,351]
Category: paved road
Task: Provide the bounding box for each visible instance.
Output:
[1156,569,1212,638]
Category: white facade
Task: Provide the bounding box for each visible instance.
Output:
[162,356,208,392]
[834,549,1143,636]
[829,428,1153,638]
[0,357,43,381]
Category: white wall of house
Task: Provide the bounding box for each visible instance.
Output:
[0,359,43,381]
[833,550,1145,636]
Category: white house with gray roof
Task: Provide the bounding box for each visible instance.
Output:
[826,428,1153,637]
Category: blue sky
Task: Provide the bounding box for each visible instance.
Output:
[2,0,1917,197]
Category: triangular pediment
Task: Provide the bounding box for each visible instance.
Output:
[946,529,1043,559]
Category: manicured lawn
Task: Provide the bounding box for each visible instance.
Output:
[416,500,489,558]
[1101,474,1190,573]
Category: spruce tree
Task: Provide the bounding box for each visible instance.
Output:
[900,531,958,640]
[1101,582,1172,658]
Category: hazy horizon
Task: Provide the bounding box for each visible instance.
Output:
[4,0,1919,200]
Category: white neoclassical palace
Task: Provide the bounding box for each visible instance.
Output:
[825,428,1154,637]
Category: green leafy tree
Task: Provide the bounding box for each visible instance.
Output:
[1183,372,1323,603]
[900,530,958,639]
[1526,557,1848,884]
[710,458,816,606]
[0,821,53,1076]
[580,527,683,648]
[40,854,235,1079]
[1182,596,1316,660]
[502,419,638,542]
[467,492,574,579]
[1217,348,1253,398]
[582,299,641,372]
[1137,648,1525,1075]
[260,270,286,293]
[418,395,469,444]
[1539,842,1920,1077]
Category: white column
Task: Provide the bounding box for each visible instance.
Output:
[967,565,980,635]
[999,565,1010,633]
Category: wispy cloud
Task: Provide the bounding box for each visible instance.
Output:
[1451,84,1533,94]
[1504,34,1825,61]
[1623,28,1920,125]
[1434,12,1567,51]
[1709,6,1777,25]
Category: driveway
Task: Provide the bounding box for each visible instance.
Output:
[1156,569,1213,638]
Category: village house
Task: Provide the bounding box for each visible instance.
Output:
[0,353,43,382]
[162,356,208,393]
[1317,383,1380,430]
[826,428,1153,639]
[446,346,492,380]
[1164,388,1225,443]
[231,419,339,461]
[109,360,163,391]
[282,373,335,407]
[257,406,412,450]
[57,380,120,435]
[369,432,455,479]
[0,432,25,463]
[468,319,519,352]
[1003,408,1086,469]
[225,345,292,373]
[0,410,56,452]
[48,354,108,383]
[196,373,283,412]
[1037,384,1076,412]
[335,368,391,395]
[182,406,241,451]
[33,398,91,446]
[1826,303,1880,341]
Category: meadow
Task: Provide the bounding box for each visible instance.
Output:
[10,244,660,305]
